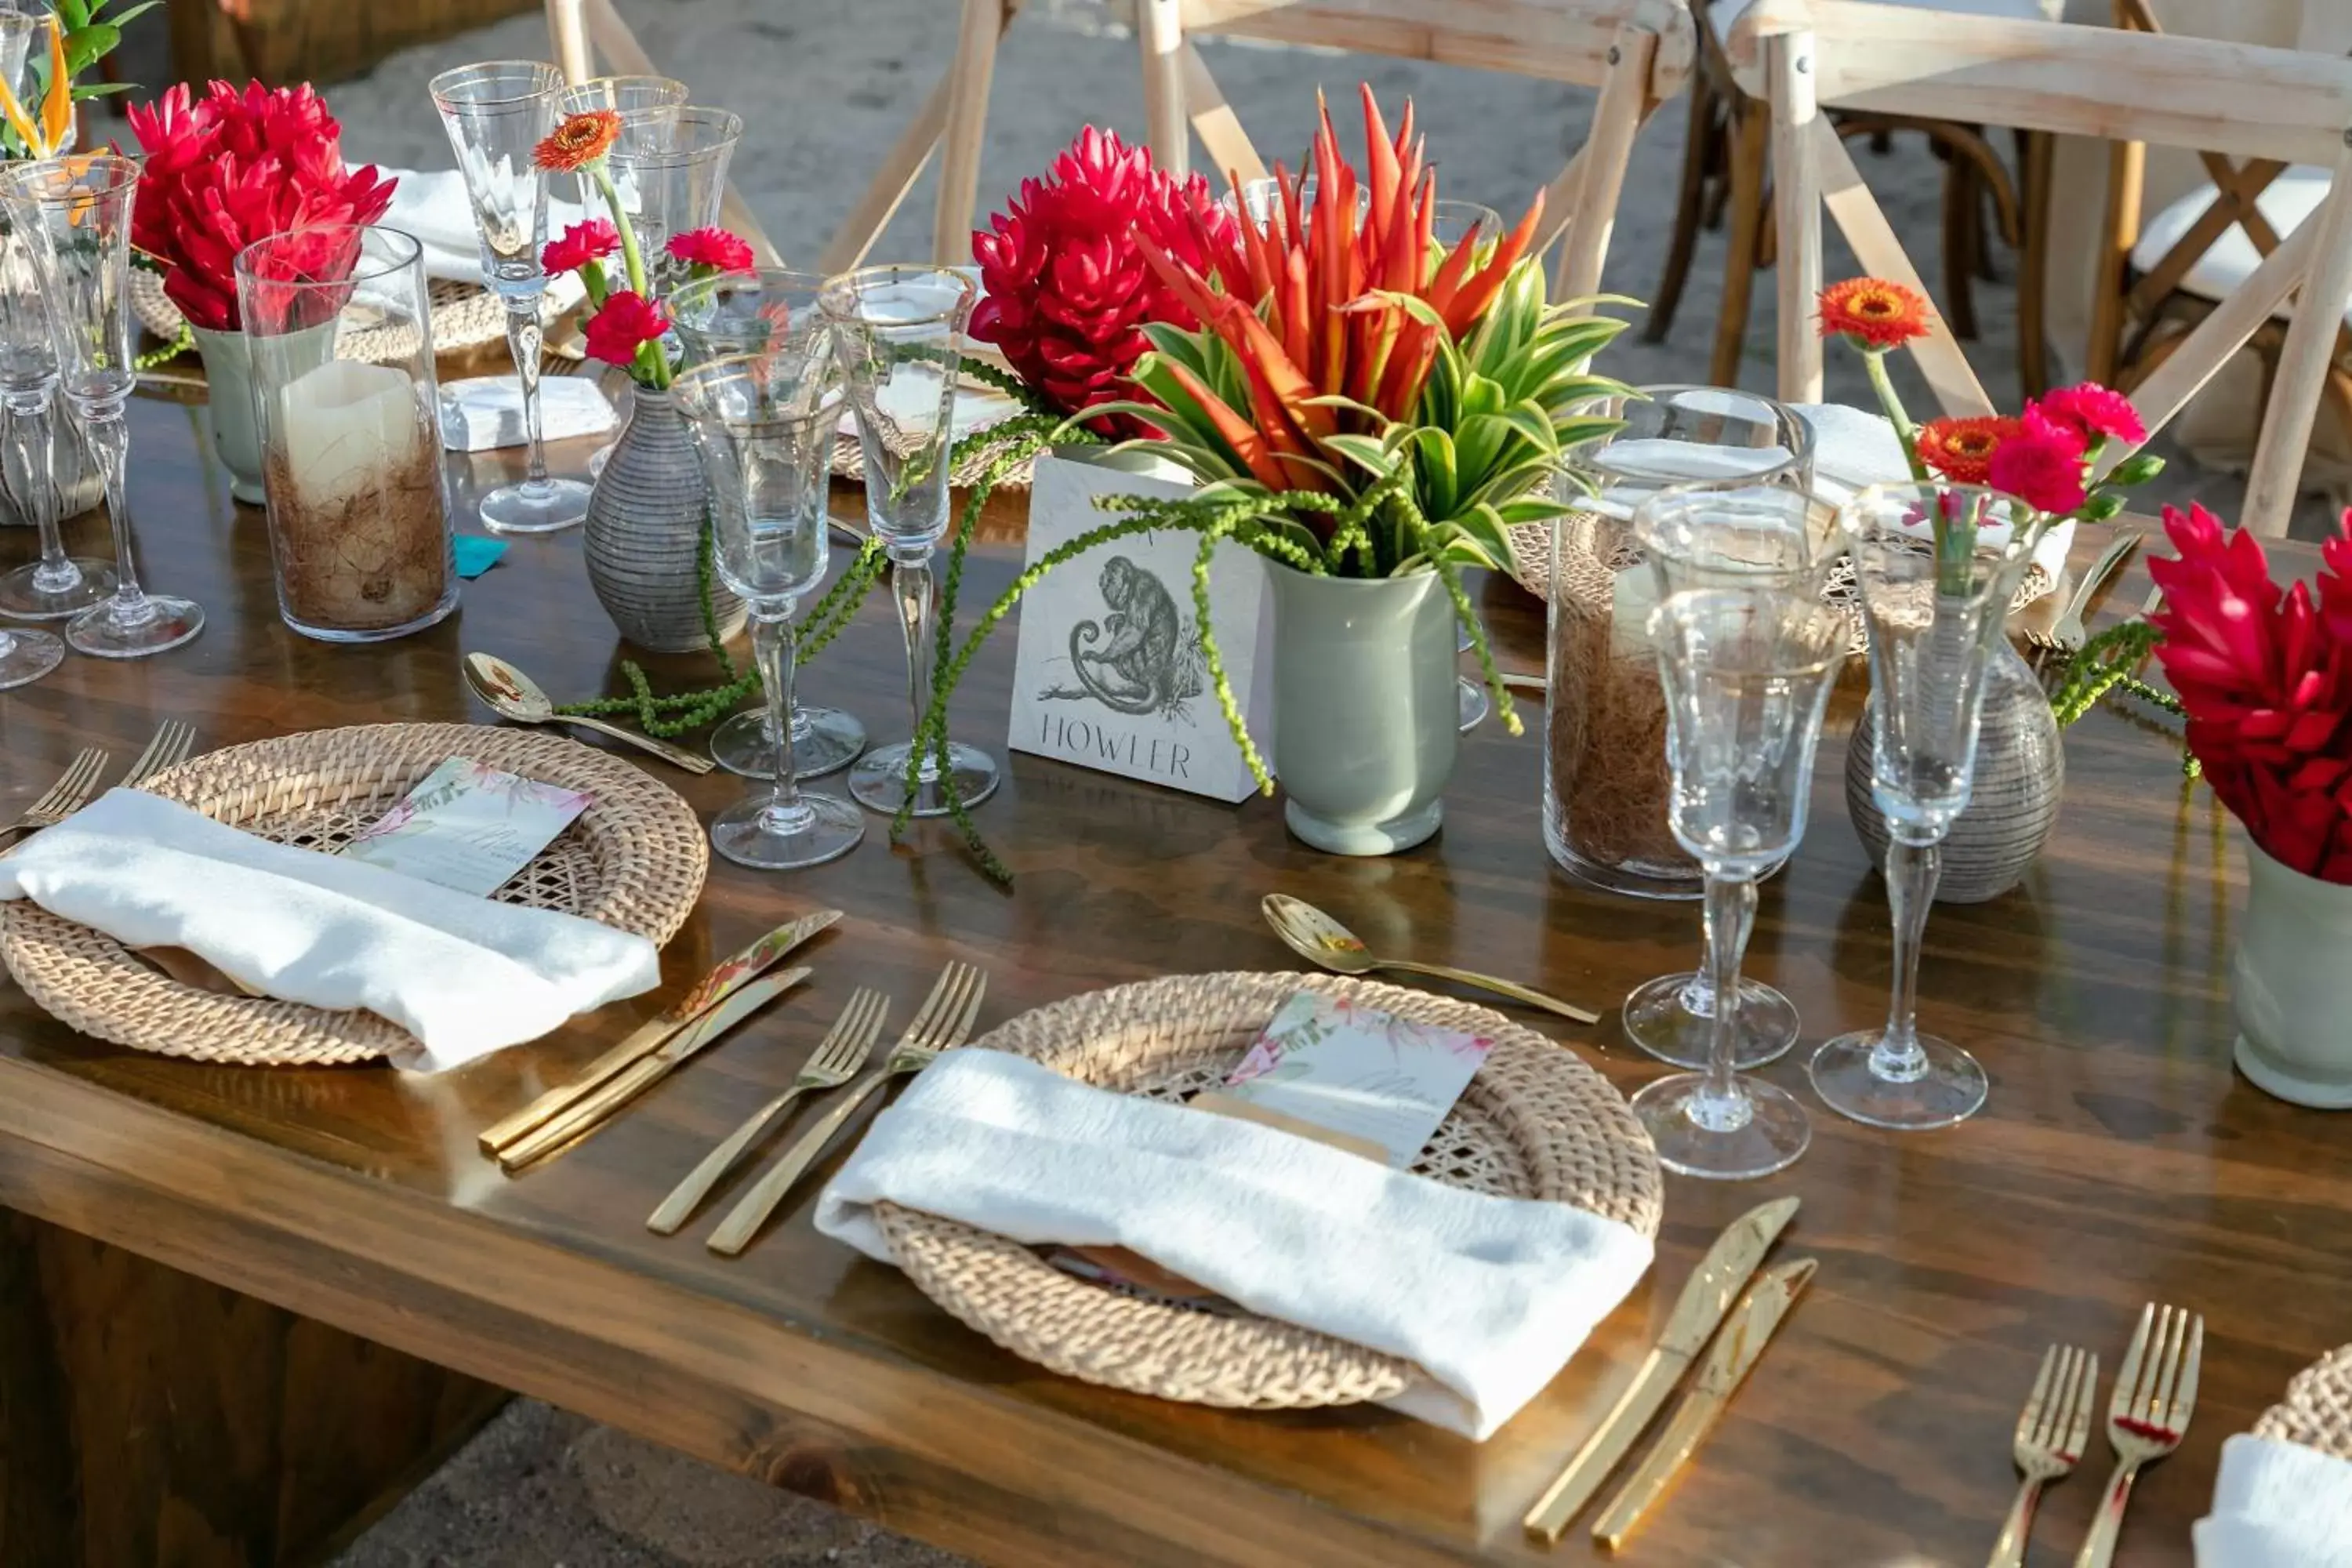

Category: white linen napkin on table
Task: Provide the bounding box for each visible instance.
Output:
[2196,1434,2352,1566]
[815,1047,1656,1440]
[0,788,659,1073]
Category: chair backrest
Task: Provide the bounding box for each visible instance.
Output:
[543,0,781,264]
[1728,0,2352,535]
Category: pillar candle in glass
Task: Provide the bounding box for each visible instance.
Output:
[236,225,455,642]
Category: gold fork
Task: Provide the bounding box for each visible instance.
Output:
[706,961,987,1257]
[1988,1344,2098,1568]
[645,987,890,1236]
[0,746,111,842]
[2072,1303,2203,1568]
[121,720,195,789]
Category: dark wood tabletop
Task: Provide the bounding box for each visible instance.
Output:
[0,389,2338,1568]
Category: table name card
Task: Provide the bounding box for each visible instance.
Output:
[341,757,591,896]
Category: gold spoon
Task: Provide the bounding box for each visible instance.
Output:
[463,652,716,775]
[1260,894,1599,1024]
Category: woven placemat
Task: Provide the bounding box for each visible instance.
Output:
[132,269,528,362]
[0,724,707,1066]
[1505,518,2058,655]
[873,971,1662,1411]
[2256,1343,2352,1459]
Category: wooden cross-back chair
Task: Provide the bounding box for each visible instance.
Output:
[813,0,1698,304]
[543,0,782,264]
[1726,0,2352,535]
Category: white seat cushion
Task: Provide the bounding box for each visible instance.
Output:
[1710,0,2060,35]
[2129,165,2350,325]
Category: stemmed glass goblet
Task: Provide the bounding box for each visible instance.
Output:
[1620,484,1834,1071]
[1809,483,2041,1130]
[430,60,592,535]
[675,350,865,870]
[1636,586,1848,1178]
[822,264,1000,818]
[1436,199,1504,734]
[672,267,869,780]
[0,154,201,659]
[604,107,742,299]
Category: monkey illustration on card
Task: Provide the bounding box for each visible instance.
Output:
[1035,555,1207,722]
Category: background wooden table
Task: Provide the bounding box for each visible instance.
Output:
[0,392,2337,1566]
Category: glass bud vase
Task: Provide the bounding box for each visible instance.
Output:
[1543,505,1704,899]
[1846,635,2063,903]
[238,225,456,642]
[584,383,748,652]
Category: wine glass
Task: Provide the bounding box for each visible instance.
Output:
[1809,483,2041,1130]
[430,60,591,535]
[1619,484,1836,1071]
[554,75,684,222]
[1439,193,1508,735]
[822,264,999,818]
[674,350,865,870]
[0,154,201,659]
[671,267,869,780]
[603,107,741,298]
[1636,586,1848,1178]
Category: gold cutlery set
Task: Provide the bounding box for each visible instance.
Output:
[2001,1301,2203,1568]
[481,912,988,1256]
[1,721,196,843]
[1524,1197,1811,1549]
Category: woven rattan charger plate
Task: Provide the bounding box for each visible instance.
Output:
[0,724,708,1066]
[132,268,526,361]
[873,971,1663,1411]
[2256,1342,2352,1458]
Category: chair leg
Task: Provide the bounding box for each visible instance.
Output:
[1942,154,1979,341]
[2018,129,2054,399]
[1711,95,1769,387]
[1645,58,1719,343]
[931,0,1008,264]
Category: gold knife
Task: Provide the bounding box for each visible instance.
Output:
[479,910,841,1156]
[1590,1257,1818,1551]
[499,965,810,1172]
[1523,1196,1801,1544]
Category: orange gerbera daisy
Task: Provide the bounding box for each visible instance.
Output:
[1915,416,2022,485]
[534,109,622,173]
[1817,276,1934,350]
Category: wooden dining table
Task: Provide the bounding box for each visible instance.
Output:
[0,386,2336,1568]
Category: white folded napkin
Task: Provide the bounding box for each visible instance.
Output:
[0,788,659,1072]
[2196,1434,2352,1566]
[815,1047,1656,1439]
[376,167,587,311]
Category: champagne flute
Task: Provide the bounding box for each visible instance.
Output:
[430,60,591,535]
[0,154,201,659]
[822,264,999,818]
[675,349,864,870]
[1810,483,2040,1130]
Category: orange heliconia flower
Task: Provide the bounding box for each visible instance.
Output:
[1817,276,1934,350]
[534,109,622,173]
[1916,415,2023,485]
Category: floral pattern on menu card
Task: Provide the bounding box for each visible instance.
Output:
[1221,991,1494,1168]
[341,757,593,897]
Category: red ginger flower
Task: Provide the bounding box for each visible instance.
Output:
[1916,416,2019,485]
[970,125,1236,437]
[583,289,669,367]
[2031,381,2144,448]
[2151,503,2352,881]
[666,227,755,274]
[1988,409,2089,514]
[127,80,396,332]
[1817,277,1934,350]
[543,219,620,275]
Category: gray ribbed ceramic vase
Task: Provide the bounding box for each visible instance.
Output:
[584,385,746,653]
[1847,637,2063,902]
[1267,564,1459,855]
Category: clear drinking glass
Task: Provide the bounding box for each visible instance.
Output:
[236,225,455,642]
[1436,201,1507,735]
[1636,587,1848,1179]
[1547,385,1813,898]
[603,107,742,298]
[822,264,999,818]
[673,267,868,780]
[555,75,684,219]
[1809,483,2041,1131]
[0,154,201,659]
[1620,484,1838,1071]
[0,5,106,637]
[430,60,592,535]
[676,350,865,869]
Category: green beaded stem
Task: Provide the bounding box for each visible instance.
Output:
[2049,619,2197,776]
[135,323,191,371]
